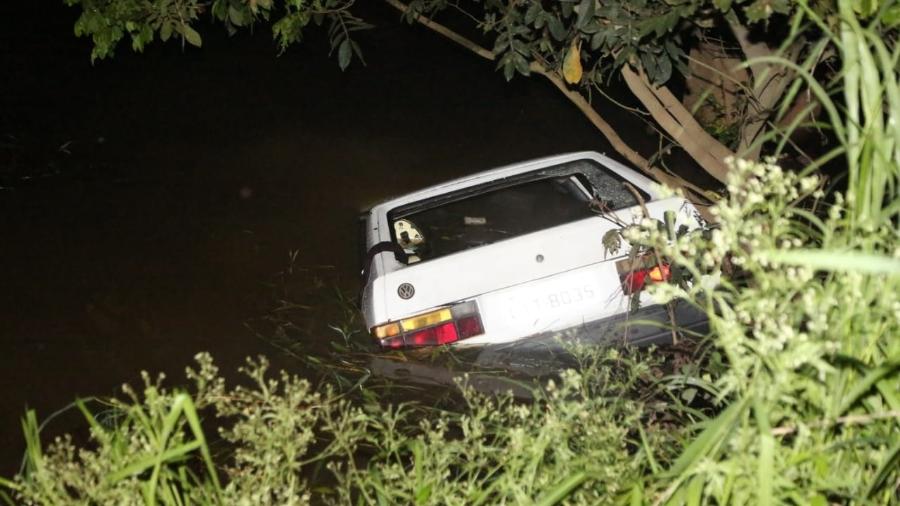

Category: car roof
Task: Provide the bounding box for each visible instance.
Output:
[368,151,659,216]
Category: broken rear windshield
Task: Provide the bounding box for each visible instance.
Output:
[388,159,646,264]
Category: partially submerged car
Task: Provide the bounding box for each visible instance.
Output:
[359,152,705,350]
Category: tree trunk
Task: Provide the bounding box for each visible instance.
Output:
[620,65,733,184]
[728,19,800,160]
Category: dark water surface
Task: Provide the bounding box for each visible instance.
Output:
[0,3,661,475]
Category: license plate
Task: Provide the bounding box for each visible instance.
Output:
[502,284,598,321]
[479,269,611,335]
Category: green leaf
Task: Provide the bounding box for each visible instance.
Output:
[534,471,588,506]
[744,0,790,21]
[865,440,900,498]
[350,39,365,66]
[107,440,202,483]
[228,6,246,27]
[547,16,566,41]
[640,51,658,81]
[590,30,605,50]
[161,22,173,42]
[882,4,900,26]
[713,0,732,10]
[211,0,227,20]
[525,3,542,24]
[685,476,703,506]
[627,484,643,506]
[656,54,673,84]
[501,57,516,81]
[760,249,900,274]
[0,474,18,489]
[638,424,661,474]
[337,38,352,70]
[837,362,900,416]
[753,397,774,506]
[854,0,878,17]
[181,25,202,48]
[810,495,828,506]
[514,53,530,76]
[575,0,595,30]
[665,397,748,477]
[414,483,432,504]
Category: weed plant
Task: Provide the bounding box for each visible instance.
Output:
[1,348,688,505]
[620,1,900,501]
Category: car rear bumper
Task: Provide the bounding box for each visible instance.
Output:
[368,300,708,389]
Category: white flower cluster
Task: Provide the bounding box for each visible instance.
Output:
[625,158,900,406]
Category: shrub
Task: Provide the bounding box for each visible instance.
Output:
[2,348,683,505]
[628,157,899,504]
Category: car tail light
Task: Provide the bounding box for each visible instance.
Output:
[371,301,484,349]
[616,256,671,295]
[456,315,484,339]
[381,335,405,349]
[373,322,401,339]
[401,308,452,331]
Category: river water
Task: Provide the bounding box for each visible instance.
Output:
[0,3,669,475]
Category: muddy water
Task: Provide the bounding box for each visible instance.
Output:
[0,4,663,474]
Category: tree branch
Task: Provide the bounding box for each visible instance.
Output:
[728,18,803,159]
[381,0,714,207]
[621,65,732,183]
[528,61,710,197]
[382,0,495,61]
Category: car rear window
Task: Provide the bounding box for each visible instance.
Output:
[388,158,645,264]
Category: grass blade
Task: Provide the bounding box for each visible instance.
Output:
[761,249,900,274]
[753,397,774,506]
[179,395,222,499]
[838,362,900,416]
[864,439,900,499]
[534,471,588,506]
[664,398,748,478]
[107,440,202,483]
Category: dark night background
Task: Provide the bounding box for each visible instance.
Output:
[0,2,661,475]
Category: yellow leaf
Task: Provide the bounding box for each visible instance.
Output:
[563,39,583,85]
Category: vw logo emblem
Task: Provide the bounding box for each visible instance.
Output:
[397,283,415,299]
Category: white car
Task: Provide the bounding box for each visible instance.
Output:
[359,152,705,350]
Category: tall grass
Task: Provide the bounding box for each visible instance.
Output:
[624,1,900,501]
[758,0,900,228]
[628,157,899,503]
[3,349,690,505]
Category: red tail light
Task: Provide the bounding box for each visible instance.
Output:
[371,301,484,349]
[406,321,459,347]
[456,315,484,339]
[617,257,671,295]
[382,336,405,349]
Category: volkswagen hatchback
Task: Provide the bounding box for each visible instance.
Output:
[359,152,704,349]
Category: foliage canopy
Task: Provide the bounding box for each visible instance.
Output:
[62,0,900,195]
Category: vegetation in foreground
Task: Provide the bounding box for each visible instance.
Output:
[3,147,896,504]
